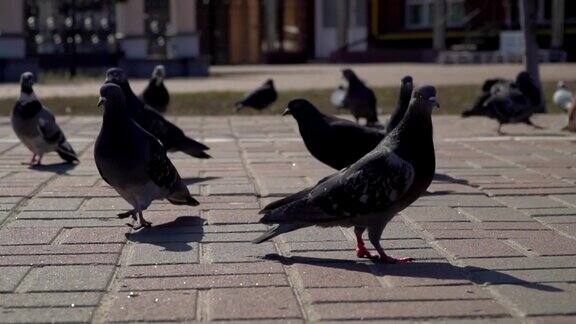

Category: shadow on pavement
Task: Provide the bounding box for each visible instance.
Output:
[181,176,220,186]
[29,162,77,175]
[433,173,469,185]
[125,216,205,252]
[263,254,562,292]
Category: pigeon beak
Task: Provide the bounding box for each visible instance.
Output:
[97,97,106,108]
[429,97,440,109]
[281,108,291,116]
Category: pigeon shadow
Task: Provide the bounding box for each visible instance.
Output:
[263,254,562,292]
[125,216,205,252]
[181,176,220,186]
[28,162,77,175]
[434,173,470,185]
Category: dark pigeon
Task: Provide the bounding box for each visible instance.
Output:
[95,84,199,230]
[342,69,379,127]
[254,85,439,263]
[105,68,211,159]
[236,79,278,112]
[462,72,542,134]
[466,78,512,116]
[283,76,413,171]
[140,65,170,114]
[11,72,79,166]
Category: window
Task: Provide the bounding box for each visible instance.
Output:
[405,0,466,29]
[405,0,432,29]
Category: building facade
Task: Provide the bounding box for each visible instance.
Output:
[0,0,574,81]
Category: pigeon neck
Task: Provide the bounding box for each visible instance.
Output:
[102,102,130,127]
[392,103,434,162]
[20,85,34,95]
[18,89,38,104]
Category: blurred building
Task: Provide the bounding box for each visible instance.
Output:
[0,0,574,81]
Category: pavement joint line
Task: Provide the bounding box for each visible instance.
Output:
[443,135,576,142]
[504,239,539,257]
[196,289,210,321]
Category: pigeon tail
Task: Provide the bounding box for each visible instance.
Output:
[175,137,211,159]
[252,224,305,244]
[56,141,79,164]
[167,193,200,206]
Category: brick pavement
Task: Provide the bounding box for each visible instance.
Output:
[0,114,576,322]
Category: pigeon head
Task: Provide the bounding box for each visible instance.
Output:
[410,85,439,111]
[341,69,358,82]
[558,81,566,89]
[152,65,166,82]
[515,71,534,90]
[98,83,126,110]
[20,72,35,94]
[401,75,413,87]
[105,68,127,85]
[264,79,274,87]
[282,98,321,119]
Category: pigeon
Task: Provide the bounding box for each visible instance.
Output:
[235,79,278,112]
[11,72,79,166]
[341,68,379,126]
[255,85,439,263]
[331,85,347,109]
[282,99,385,170]
[140,65,170,114]
[94,84,199,230]
[553,81,574,112]
[283,76,413,170]
[105,68,211,159]
[467,78,512,114]
[462,72,542,134]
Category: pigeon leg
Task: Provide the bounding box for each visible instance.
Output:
[368,226,414,264]
[496,124,504,135]
[35,154,43,166]
[137,211,152,228]
[25,154,37,165]
[354,226,373,259]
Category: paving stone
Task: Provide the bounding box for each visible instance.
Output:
[106,290,197,322]
[401,206,468,222]
[292,263,381,288]
[470,268,576,285]
[0,243,122,255]
[119,273,289,291]
[306,285,491,303]
[459,207,531,222]
[21,198,84,211]
[1,292,102,307]
[0,307,95,323]
[0,228,60,245]
[436,239,526,259]
[314,300,510,320]
[209,287,301,320]
[20,265,115,292]
[496,196,566,209]
[377,262,470,287]
[510,235,576,256]
[205,242,277,263]
[0,266,30,292]
[0,253,119,266]
[58,227,129,244]
[461,256,576,271]
[122,262,284,278]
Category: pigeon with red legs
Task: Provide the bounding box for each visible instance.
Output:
[253,85,438,263]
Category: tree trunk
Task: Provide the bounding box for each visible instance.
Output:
[433,0,446,51]
[519,0,546,112]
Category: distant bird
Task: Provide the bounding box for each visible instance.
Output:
[283,76,414,170]
[467,78,512,114]
[341,69,379,127]
[553,81,574,112]
[105,68,210,159]
[11,72,79,166]
[235,79,278,112]
[140,65,170,114]
[331,85,347,109]
[255,85,439,263]
[462,72,542,134]
[95,84,199,230]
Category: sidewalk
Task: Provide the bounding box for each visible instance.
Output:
[1,114,576,322]
[1,63,575,99]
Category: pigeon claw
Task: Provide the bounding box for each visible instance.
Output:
[355,246,373,259]
[374,254,415,264]
[117,211,133,219]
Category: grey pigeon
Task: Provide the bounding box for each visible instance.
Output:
[255,85,439,263]
[464,78,512,116]
[236,79,278,112]
[11,72,79,166]
[462,72,542,134]
[342,69,379,127]
[140,65,170,114]
[94,84,199,230]
[105,68,210,159]
[283,76,413,170]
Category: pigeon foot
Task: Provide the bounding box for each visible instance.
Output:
[117,211,135,219]
[355,246,373,259]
